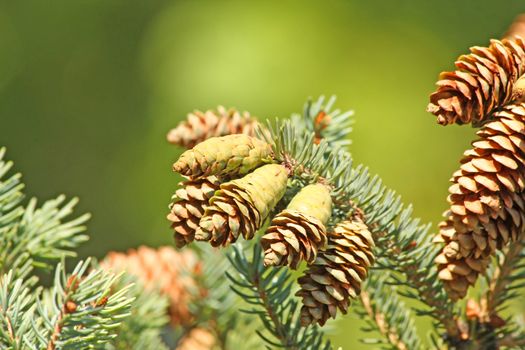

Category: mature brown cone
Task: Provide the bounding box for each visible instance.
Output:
[167,176,220,248]
[167,106,259,149]
[196,164,288,247]
[261,183,332,269]
[176,328,215,350]
[296,218,375,326]
[427,37,525,126]
[435,103,525,300]
[101,246,201,326]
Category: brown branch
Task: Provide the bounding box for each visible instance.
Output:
[360,289,408,350]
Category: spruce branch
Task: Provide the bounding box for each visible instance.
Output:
[480,239,525,348]
[486,239,525,316]
[0,148,90,281]
[357,274,421,350]
[259,115,457,336]
[31,259,133,350]
[0,270,38,349]
[226,243,333,350]
[291,95,354,148]
[0,147,24,230]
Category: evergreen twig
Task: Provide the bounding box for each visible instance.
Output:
[226,243,333,350]
[357,274,420,350]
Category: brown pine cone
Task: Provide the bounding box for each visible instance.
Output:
[167,106,259,149]
[168,176,220,248]
[435,220,490,301]
[176,328,216,350]
[296,218,375,326]
[261,183,332,269]
[435,103,525,299]
[427,37,525,126]
[196,164,288,247]
[101,246,201,326]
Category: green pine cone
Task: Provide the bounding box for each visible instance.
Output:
[195,163,288,247]
[287,183,332,223]
[261,183,332,268]
[173,134,273,178]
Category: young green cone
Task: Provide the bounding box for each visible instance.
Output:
[173,134,272,178]
[195,164,288,247]
[167,176,220,248]
[296,217,375,326]
[261,183,332,269]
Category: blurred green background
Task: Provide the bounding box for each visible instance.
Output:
[2,0,525,348]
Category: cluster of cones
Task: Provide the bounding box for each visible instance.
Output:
[428,33,525,299]
[166,109,375,326]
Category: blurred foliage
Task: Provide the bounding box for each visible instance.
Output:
[2,0,525,348]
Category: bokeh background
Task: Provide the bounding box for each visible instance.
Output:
[2,0,525,348]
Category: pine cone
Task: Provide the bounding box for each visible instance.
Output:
[101,246,201,326]
[427,37,525,126]
[167,106,260,149]
[173,134,273,178]
[296,218,375,326]
[167,176,220,248]
[261,183,332,268]
[176,327,216,350]
[196,164,288,247]
[435,103,525,299]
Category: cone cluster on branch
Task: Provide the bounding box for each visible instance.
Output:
[168,176,220,248]
[427,37,525,126]
[169,134,292,249]
[173,134,273,178]
[296,217,375,326]
[261,183,331,268]
[167,111,367,328]
[101,246,201,326]
[167,106,259,149]
[435,104,525,299]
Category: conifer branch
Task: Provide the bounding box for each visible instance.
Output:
[485,239,525,316]
[0,149,90,281]
[226,243,333,350]
[32,259,133,350]
[357,275,420,350]
[260,115,457,337]
[0,270,37,349]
